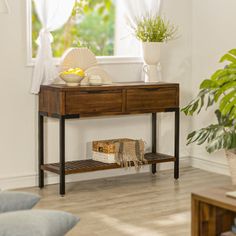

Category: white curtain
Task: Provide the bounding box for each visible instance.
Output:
[31,0,75,94]
[124,0,162,27]
[123,0,163,81]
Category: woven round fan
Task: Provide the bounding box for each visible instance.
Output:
[59,48,98,72]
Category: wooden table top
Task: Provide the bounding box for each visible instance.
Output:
[41,81,179,91]
[192,186,236,212]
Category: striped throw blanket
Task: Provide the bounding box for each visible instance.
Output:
[114,139,147,169]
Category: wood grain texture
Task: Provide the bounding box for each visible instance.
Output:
[39,82,179,117]
[38,82,180,195]
[126,87,178,112]
[65,90,123,115]
[192,187,236,236]
[192,187,236,212]
[18,167,232,236]
[41,82,179,92]
[39,88,65,116]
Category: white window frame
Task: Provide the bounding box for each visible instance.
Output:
[26,0,143,66]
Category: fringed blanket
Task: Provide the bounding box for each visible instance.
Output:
[114,139,147,169]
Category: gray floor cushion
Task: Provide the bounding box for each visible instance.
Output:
[0,191,40,213]
[0,209,79,236]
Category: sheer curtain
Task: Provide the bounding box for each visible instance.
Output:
[31,0,75,94]
[123,0,163,81]
[124,0,162,27]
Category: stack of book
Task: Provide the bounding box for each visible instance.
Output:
[221,218,236,236]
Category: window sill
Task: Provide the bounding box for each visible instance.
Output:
[27,56,144,67]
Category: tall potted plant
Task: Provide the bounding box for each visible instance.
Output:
[182,49,236,189]
[130,15,178,82]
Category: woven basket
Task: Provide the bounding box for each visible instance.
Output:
[92,138,133,154]
[226,150,236,185]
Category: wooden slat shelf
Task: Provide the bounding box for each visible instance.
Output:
[41,153,176,175]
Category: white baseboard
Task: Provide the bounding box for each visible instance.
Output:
[0,157,190,190]
[191,156,230,176]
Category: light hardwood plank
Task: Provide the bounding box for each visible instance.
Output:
[19,167,231,236]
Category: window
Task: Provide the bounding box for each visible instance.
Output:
[28,0,142,63]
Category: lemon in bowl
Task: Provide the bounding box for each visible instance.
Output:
[60,68,85,86]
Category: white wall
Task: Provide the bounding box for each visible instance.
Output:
[0,0,192,189]
[190,0,236,175]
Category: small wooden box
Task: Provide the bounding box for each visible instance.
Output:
[92,138,133,154]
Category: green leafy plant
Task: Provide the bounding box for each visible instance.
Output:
[182,49,236,153]
[131,15,178,42]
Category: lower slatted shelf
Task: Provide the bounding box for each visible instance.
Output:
[41,152,176,175]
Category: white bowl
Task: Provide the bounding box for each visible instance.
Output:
[60,74,84,87]
[90,82,103,86]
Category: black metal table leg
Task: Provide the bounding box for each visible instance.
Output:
[38,113,44,188]
[152,113,157,174]
[59,116,66,196]
[174,108,180,179]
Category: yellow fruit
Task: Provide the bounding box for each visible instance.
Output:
[60,67,85,77]
[75,70,85,77]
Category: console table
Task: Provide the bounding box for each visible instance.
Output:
[38,82,180,195]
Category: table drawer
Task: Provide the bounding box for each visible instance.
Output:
[126,87,178,112]
[65,90,123,115]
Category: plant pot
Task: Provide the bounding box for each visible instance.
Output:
[226,149,236,185]
[142,42,161,65]
[142,42,162,82]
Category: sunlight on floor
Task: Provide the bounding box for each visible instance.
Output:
[91,212,190,236]
[92,212,164,236]
[151,212,190,226]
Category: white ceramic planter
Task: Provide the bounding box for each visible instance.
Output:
[142,42,162,82]
[142,42,161,65]
[225,150,236,198]
[226,150,236,185]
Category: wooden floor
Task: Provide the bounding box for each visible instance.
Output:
[20,167,231,236]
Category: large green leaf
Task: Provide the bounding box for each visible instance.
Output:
[214,81,236,102]
[187,123,236,153]
[206,93,215,109]
[220,53,236,64]
[217,74,236,86]
[211,69,228,81]
[211,68,236,82]
[181,88,215,115]
[182,48,236,153]
[221,96,236,116]
[200,79,218,89]
[229,106,236,120]
[219,90,236,112]
[206,131,236,153]
[229,49,236,57]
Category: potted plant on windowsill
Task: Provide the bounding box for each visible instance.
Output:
[182,49,236,196]
[130,15,178,82]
